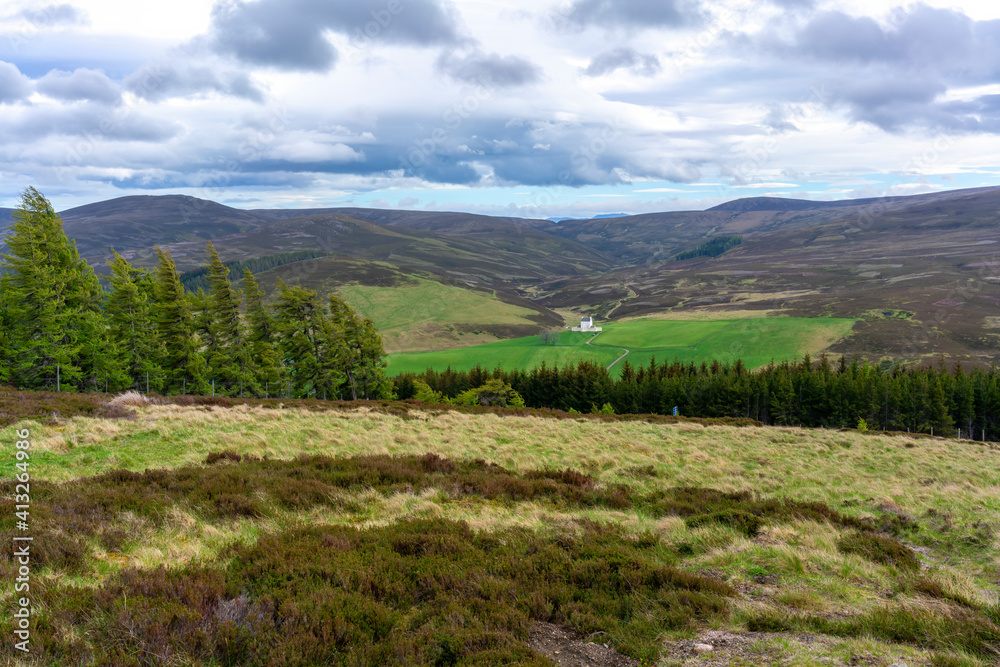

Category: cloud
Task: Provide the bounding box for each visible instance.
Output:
[267,141,364,163]
[0,104,182,142]
[123,63,265,102]
[584,47,661,77]
[736,5,1000,134]
[37,68,120,104]
[15,4,89,27]
[207,0,463,72]
[554,0,700,31]
[0,62,31,103]
[761,104,799,133]
[792,12,889,63]
[768,0,814,8]
[436,49,541,87]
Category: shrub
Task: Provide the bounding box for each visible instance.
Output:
[837,531,920,571]
[107,390,150,408]
[686,510,765,537]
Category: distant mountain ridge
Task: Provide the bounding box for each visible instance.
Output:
[546,213,628,222]
[707,187,1000,212]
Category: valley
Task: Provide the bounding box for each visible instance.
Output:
[4,185,1000,366]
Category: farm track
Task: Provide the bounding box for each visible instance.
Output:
[585,332,630,371]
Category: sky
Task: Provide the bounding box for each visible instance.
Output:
[2,0,1000,218]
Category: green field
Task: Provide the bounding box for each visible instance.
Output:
[335,276,542,352]
[388,317,857,376]
[387,330,621,376]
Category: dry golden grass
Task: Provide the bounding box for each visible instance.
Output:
[106,390,150,408]
[16,405,1000,541]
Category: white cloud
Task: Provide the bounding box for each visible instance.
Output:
[2,0,1000,212]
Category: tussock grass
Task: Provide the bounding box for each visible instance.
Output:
[106,390,150,408]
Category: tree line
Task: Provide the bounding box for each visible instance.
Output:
[0,187,390,399]
[394,354,1000,441]
[675,235,743,260]
[179,250,331,293]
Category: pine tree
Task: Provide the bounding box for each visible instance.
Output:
[243,268,283,395]
[106,250,164,392]
[272,281,343,398]
[203,243,257,396]
[0,187,111,389]
[328,294,390,400]
[152,246,208,394]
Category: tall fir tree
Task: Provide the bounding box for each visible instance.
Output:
[272,281,343,398]
[203,243,257,396]
[106,250,164,392]
[328,294,390,400]
[152,246,208,394]
[243,268,283,395]
[0,187,114,389]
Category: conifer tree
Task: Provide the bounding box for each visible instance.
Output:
[203,243,257,396]
[106,250,164,392]
[0,187,112,389]
[152,246,208,394]
[328,294,390,400]
[272,281,343,398]
[243,268,283,395]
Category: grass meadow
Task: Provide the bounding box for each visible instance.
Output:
[1,393,998,665]
[336,276,542,352]
[388,317,857,376]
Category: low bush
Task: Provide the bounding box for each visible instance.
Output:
[10,519,734,665]
[837,531,921,571]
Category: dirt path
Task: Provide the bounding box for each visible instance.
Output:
[604,287,637,320]
[584,332,630,371]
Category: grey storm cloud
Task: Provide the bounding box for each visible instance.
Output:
[827,75,946,132]
[761,105,799,133]
[555,0,701,30]
[37,68,121,105]
[16,4,89,27]
[758,4,1000,134]
[584,48,661,77]
[792,6,975,66]
[112,113,700,191]
[3,104,182,142]
[207,0,463,72]
[0,62,31,103]
[123,63,265,103]
[382,115,698,186]
[435,50,542,87]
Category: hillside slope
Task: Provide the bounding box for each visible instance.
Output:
[3,397,999,666]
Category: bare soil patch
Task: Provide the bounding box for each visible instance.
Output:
[529,621,639,667]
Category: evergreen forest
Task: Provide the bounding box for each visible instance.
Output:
[0,188,390,400]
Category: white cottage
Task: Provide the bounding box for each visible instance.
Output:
[572,316,602,332]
